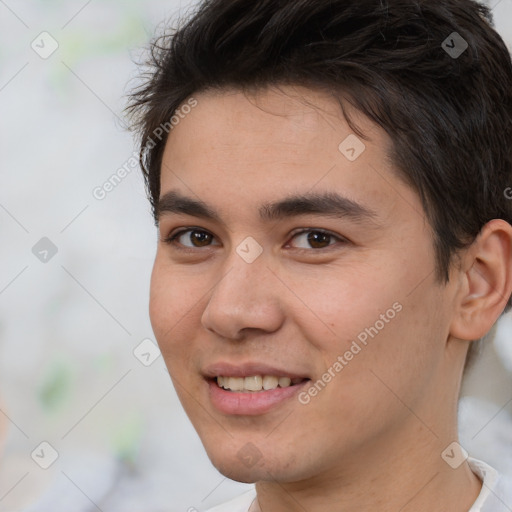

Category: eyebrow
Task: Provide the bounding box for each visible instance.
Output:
[157,190,379,225]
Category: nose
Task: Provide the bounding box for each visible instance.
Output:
[201,252,285,340]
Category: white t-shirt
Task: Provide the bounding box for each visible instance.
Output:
[205,458,512,512]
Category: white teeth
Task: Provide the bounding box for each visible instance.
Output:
[228,377,244,391]
[216,375,300,392]
[278,377,291,388]
[263,375,279,390]
[244,376,262,391]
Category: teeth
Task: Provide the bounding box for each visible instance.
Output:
[278,377,291,388]
[216,375,300,392]
[228,377,244,391]
[244,375,262,391]
[263,375,279,390]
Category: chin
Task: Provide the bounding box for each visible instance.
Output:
[204,441,306,484]
[204,450,256,482]
[215,464,260,484]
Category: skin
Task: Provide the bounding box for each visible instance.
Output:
[149,85,512,511]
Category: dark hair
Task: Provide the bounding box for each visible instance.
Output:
[127,0,512,369]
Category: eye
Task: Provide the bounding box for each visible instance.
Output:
[165,228,219,248]
[288,229,345,250]
[163,227,346,251]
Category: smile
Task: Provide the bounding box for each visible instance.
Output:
[216,375,307,392]
[207,376,310,415]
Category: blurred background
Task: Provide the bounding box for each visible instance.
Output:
[0,0,511,510]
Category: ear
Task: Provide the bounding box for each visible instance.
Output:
[450,219,512,341]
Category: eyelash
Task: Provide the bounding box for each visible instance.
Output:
[162,227,347,251]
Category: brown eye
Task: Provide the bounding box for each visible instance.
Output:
[289,229,344,250]
[306,231,332,249]
[189,230,213,247]
[167,228,218,248]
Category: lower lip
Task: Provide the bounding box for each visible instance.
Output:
[207,379,310,415]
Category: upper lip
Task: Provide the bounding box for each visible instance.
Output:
[202,361,310,380]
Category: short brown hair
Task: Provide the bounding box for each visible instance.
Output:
[127,0,512,368]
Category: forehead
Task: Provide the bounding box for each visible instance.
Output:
[159,86,420,224]
[163,85,388,165]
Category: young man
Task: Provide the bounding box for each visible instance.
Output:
[128,0,512,510]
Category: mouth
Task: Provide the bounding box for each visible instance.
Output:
[213,375,308,392]
[203,365,311,415]
[202,362,312,415]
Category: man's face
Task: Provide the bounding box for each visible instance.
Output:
[150,86,458,483]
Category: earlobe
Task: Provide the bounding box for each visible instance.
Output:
[450,219,512,341]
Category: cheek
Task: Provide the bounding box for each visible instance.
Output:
[286,261,403,347]
[148,259,203,356]
[327,285,445,414]
[290,260,443,393]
